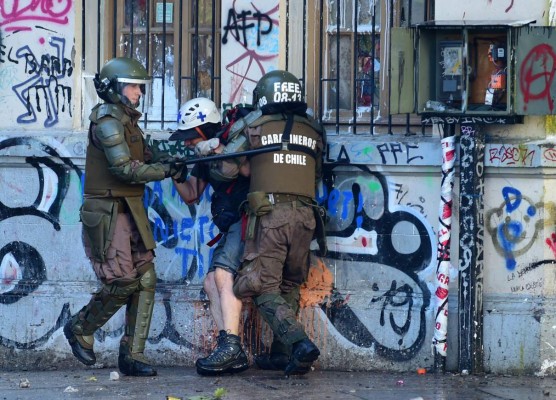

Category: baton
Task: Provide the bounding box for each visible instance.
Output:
[178,144,283,165]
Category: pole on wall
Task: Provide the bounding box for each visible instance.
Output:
[458,123,485,374]
[432,124,456,373]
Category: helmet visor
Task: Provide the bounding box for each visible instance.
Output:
[118,80,151,110]
[138,81,151,111]
[117,77,152,84]
[117,76,151,97]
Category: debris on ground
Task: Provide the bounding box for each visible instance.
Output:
[63,386,79,393]
[186,387,227,400]
[19,378,30,388]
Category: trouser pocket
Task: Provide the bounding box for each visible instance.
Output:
[80,198,118,262]
[233,255,263,298]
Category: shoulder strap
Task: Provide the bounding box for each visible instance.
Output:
[281,112,295,150]
[250,113,324,138]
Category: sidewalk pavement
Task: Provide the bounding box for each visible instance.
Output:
[1,366,555,400]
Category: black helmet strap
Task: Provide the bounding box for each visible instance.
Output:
[93,73,119,103]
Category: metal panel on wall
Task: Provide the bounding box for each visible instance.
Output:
[514,26,556,115]
[390,28,415,115]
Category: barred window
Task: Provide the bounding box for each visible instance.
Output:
[322,0,382,132]
[82,0,433,134]
[83,0,220,130]
[299,0,433,135]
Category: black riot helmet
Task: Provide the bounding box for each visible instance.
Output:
[94,57,151,107]
[252,70,307,115]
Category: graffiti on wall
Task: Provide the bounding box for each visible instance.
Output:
[488,144,536,167]
[486,184,556,295]
[316,164,435,361]
[487,0,514,13]
[5,135,553,364]
[325,140,439,166]
[0,137,81,349]
[0,2,74,128]
[486,186,551,271]
[519,43,556,114]
[0,0,72,32]
[0,137,437,364]
[221,0,279,106]
[10,38,73,127]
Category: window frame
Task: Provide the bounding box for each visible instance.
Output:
[295,0,433,136]
[84,0,222,130]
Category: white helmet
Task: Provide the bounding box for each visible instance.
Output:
[177,97,220,130]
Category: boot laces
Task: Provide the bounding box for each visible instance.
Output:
[205,343,242,363]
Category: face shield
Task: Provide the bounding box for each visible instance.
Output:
[117,77,152,110]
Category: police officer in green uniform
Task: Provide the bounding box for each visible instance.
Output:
[64,57,186,376]
[220,70,326,376]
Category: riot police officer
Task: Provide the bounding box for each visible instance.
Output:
[220,70,326,375]
[64,57,186,376]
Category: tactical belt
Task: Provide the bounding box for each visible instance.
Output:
[267,193,312,207]
[115,199,128,214]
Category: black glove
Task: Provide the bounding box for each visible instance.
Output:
[171,162,189,183]
[164,161,182,177]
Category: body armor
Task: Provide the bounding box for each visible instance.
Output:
[85,103,146,197]
[84,102,156,252]
[249,119,322,199]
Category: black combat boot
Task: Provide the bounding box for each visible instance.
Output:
[64,320,96,366]
[254,353,290,371]
[215,330,227,346]
[284,338,320,376]
[195,333,249,376]
[255,338,291,371]
[118,343,157,377]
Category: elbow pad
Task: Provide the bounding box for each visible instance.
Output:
[96,118,131,167]
[208,133,249,182]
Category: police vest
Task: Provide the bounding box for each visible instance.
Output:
[249,119,320,198]
[84,103,146,198]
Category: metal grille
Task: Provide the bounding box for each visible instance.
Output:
[82,0,432,135]
[82,0,219,131]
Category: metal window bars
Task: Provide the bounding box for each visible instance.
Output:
[82,0,427,135]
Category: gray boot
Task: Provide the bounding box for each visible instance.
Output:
[195,332,249,376]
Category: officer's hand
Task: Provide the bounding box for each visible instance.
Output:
[171,163,189,183]
[194,138,220,156]
[164,161,185,179]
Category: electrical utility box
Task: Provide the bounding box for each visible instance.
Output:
[390,20,556,119]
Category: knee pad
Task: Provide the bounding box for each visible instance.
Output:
[139,263,156,291]
[104,280,140,299]
[254,293,286,308]
[254,293,302,341]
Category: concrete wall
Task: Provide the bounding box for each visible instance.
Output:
[1,0,556,376]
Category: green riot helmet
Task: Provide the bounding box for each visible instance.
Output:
[252,70,304,110]
[94,57,152,108]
